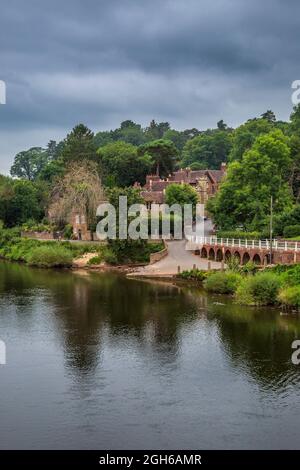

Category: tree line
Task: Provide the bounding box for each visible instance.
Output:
[1,108,300,238]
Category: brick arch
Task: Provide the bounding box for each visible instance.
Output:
[242,252,250,265]
[216,248,223,261]
[233,251,241,263]
[225,249,232,261]
[252,253,262,265]
[201,247,208,258]
[208,248,215,261]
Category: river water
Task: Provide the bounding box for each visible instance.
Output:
[0,261,300,449]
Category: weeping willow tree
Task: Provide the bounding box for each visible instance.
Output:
[48,161,104,230]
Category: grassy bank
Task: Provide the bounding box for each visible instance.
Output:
[0,227,164,268]
[178,262,300,310]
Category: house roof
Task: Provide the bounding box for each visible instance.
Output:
[141,190,165,204]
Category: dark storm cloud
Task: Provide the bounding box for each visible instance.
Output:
[0,0,299,171]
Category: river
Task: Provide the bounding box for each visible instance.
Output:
[0,261,300,449]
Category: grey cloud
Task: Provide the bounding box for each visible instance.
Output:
[0,0,299,172]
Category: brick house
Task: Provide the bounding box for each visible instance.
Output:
[138,162,226,207]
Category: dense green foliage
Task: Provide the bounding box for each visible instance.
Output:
[178,262,300,308]
[0,177,45,227]
[204,271,242,294]
[208,129,293,231]
[235,272,282,305]
[278,286,300,309]
[60,124,97,164]
[97,141,152,187]
[216,230,265,240]
[27,245,73,268]
[137,139,178,177]
[165,183,198,208]
[182,130,232,169]
[283,225,300,238]
[105,187,157,263]
[178,268,207,282]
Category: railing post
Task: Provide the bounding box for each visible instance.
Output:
[285,241,287,251]
[226,238,229,246]
[245,239,248,248]
[252,240,254,248]
[259,240,261,249]
[221,238,223,246]
[232,238,234,247]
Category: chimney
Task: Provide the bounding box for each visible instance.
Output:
[220,162,227,172]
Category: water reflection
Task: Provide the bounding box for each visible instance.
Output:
[1,261,300,388]
[205,298,300,394]
[1,261,300,449]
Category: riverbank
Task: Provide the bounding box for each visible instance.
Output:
[0,227,164,270]
[173,264,300,310]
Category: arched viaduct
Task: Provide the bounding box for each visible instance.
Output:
[188,237,300,266]
[198,244,269,265]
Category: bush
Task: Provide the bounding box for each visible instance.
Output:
[21,221,52,233]
[226,255,241,272]
[87,246,118,266]
[27,245,73,268]
[204,271,242,294]
[87,255,103,265]
[283,225,300,238]
[267,264,300,286]
[278,264,300,286]
[148,242,165,253]
[278,286,300,309]
[63,224,73,240]
[216,230,264,240]
[235,272,281,305]
[103,249,118,265]
[178,268,206,282]
[241,261,258,275]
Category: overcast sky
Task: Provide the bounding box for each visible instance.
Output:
[0,0,299,173]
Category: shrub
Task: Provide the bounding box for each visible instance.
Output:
[178,268,206,282]
[63,224,73,240]
[235,272,282,305]
[241,261,258,275]
[87,255,103,265]
[278,286,300,309]
[21,219,52,233]
[279,264,300,286]
[283,225,300,238]
[226,255,241,272]
[149,242,165,253]
[103,249,118,265]
[204,271,242,294]
[27,245,73,268]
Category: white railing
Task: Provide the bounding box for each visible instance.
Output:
[185,236,299,252]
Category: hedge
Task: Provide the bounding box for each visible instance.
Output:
[283,225,300,238]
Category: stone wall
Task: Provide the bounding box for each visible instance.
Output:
[21,231,54,240]
[149,241,168,264]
